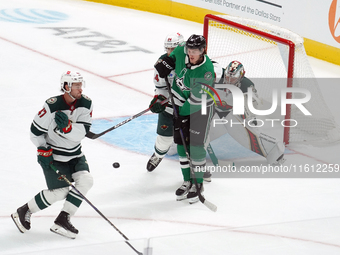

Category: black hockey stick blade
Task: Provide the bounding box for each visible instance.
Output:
[86,99,168,140]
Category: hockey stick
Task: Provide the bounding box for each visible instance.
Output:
[50,164,143,255]
[86,99,168,140]
[165,77,217,212]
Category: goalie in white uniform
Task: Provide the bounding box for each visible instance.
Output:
[211,61,285,166]
[11,71,94,239]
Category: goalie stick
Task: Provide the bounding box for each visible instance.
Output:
[86,99,168,139]
[50,164,143,255]
[165,77,217,212]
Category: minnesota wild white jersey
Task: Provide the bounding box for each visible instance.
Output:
[30,94,93,162]
[169,44,215,116]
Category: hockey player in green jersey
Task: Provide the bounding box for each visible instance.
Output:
[147,32,184,172]
[155,34,215,203]
[11,71,94,239]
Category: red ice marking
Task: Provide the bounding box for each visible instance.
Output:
[287,147,332,164]
[0,36,153,98]
[2,214,340,249]
[105,68,154,78]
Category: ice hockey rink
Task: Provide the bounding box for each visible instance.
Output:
[1,0,340,254]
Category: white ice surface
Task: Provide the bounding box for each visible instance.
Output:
[1,0,340,254]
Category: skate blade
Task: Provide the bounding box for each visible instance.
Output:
[188,191,204,204]
[188,196,200,204]
[11,212,27,233]
[176,194,189,201]
[203,177,211,182]
[50,224,77,239]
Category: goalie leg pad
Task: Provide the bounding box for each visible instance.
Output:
[225,114,265,155]
[266,140,285,166]
[225,114,285,164]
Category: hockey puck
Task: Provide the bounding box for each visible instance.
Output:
[112,162,120,168]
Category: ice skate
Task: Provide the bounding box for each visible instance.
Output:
[11,203,32,233]
[146,153,163,172]
[50,211,78,239]
[187,183,204,204]
[175,181,192,201]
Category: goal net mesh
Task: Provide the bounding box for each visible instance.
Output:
[204,14,340,145]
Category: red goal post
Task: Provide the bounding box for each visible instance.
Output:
[203,14,340,145]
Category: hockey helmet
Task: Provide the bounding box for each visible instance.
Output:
[60,71,85,92]
[185,34,206,55]
[164,32,184,49]
[224,61,245,86]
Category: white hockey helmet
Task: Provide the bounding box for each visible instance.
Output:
[164,32,184,49]
[60,71,85,92]
[224,61,245,86]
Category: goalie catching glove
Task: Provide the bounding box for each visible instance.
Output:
[149,95,168,113]
[154,56,175,78]
[55,111,72,133]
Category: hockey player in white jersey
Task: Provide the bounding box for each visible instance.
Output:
[11,71,94,239]
[211,61,285,166]
[146,32,184,171]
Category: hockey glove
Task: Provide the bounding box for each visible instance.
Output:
[154,56,175,78]
[37,146,53,168]
[55,111,72,133]
[149,95,168,113]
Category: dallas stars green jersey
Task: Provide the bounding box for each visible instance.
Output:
[30,94,93,162]
[169,44,215,116]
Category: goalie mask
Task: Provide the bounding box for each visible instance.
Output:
[164,32,184,50]
[224,61,245,87]
[184,34,207,55]
[60,71,85,93]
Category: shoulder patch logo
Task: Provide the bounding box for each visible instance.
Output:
[47,97,57,104]
[82,94,92,101]
[204,72,213,81]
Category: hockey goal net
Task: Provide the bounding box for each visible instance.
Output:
[204,14,340,145]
